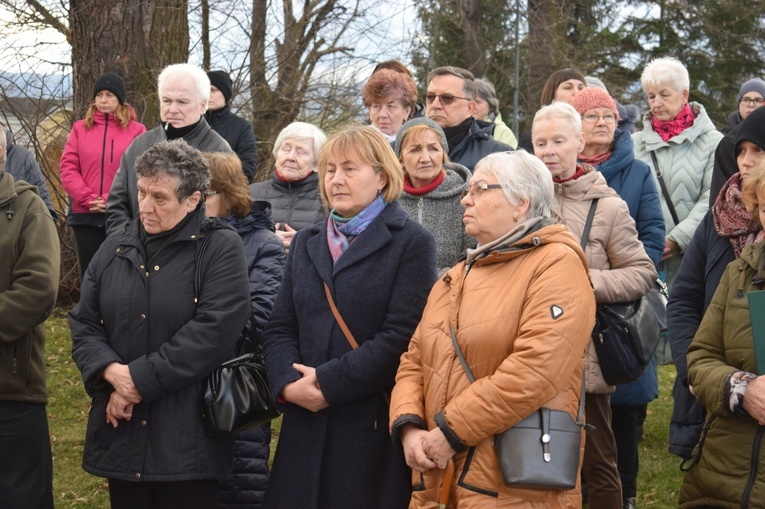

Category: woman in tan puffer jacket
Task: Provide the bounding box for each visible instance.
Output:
[533,102,657,509]
[390,151,596,508]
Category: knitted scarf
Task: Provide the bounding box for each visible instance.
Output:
[650,104,696,142]
[327,196,386,263]
[713,173,764,258]
[579,151,612,167]
[403,170,445,196]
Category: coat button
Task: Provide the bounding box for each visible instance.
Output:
[141,420,147,426]
[134,472,141,479]
[140,265,145,269]
[154,265,160,271]
[140,314,146,320]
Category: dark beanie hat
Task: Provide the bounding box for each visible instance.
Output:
[736,105,765,151]
[737,78,765,103]
[93,72,126,105]
[394,117,449,158]
[207,70,233,104]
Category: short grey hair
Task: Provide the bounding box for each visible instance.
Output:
[272,122,327,168]
[158,63,211,106]
[427,66,478,100]
[640,57,689,94]
[0,124,6,172]
[474,151,554,219]
[134,140,210,201]
[474,78,499,114]
[533,101,582,138]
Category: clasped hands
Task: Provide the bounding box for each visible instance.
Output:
[401,425,456,473]
[281,363,329,412]
[102,363,142,428]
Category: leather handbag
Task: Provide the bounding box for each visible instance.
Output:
[195,229,280,436]
[580,199,664,386]
[449,328,585,490]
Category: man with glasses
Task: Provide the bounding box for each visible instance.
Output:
[425,66,511,171]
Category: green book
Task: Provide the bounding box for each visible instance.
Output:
[747,290,765,375]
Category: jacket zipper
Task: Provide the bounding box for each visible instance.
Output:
[111,139,114,164]
[100,114,109,196]
[11,342,17,377]
[417,196,424,223]
[741,426,764,508]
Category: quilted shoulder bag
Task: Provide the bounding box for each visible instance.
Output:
[581,199,664,386]
[449,327,585,490]
[195,227,280,436]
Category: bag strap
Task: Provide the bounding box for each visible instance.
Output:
[324,282,359,349]
[449,327,586,425]
[650,151,680,226]
[580,198,599,252]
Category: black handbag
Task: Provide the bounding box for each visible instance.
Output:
[449,328,586,490]
[194,228,280,436]
[580,199,664,386]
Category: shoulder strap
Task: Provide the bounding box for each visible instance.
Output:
[580,198,599,252]
[449,326,587,425]
[650,151,680,226]
[324,282,359,349]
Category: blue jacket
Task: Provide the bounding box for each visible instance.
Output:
[666,210,734,458]
[587,129,665,406]
[449,118,512,172]
[262,201,437,509]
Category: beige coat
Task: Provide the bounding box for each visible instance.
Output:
[390,221,596,508]
[552,165,657,394]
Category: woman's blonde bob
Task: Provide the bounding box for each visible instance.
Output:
[317,125,404,209]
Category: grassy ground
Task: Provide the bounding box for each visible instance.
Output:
[47,310,682,508]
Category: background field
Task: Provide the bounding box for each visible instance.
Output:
[47,311,682,508]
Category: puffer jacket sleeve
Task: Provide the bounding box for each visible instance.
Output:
[60,123,97,211]
[389,318,429,439]
[129,230,251,402]
[635,165,665,266]
[235,121,257,183]
[243,230,285,339]
[441,245,595,445]
[687,263,739,417]
[588,198,657,303]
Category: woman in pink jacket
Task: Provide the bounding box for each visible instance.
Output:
[60,72,145,276]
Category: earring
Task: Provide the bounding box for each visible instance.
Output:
[513,209,520,222]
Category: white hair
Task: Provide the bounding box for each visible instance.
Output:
[640,57,690,94]
[272,122,327,167]
[474,150,554,219]
[533,101,582,138]
[157,63,211,106]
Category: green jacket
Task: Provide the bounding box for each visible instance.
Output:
[683,241,765,508]
[0,172,60,403]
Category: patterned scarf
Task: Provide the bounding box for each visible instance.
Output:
[650,104,696,142]
[327,196,387,263]
[403,170,445,196]
[713,173,765,258]
[579,151,612,167]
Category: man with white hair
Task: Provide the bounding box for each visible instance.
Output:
[106,63,232,235]
[0,123,60,509]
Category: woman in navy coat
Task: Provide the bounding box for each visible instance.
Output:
[262,125,438,509]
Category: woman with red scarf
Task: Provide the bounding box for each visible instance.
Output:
[633,57,723,291]
[395,118,473,272]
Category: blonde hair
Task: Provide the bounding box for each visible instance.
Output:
[204,152,252,219]
[742,161,765,225]
[83,102,136,129]
[317,125,404,208]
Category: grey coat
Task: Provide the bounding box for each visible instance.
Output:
[105,118,231,236]
[400,162,473,272]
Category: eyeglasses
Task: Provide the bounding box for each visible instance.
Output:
[582,113,617,124]
[461,182,503,199]
[740,97,764,107]
[204,191,217,196]
[425,93,472,106]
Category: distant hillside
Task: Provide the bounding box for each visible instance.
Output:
[0,71,72,99]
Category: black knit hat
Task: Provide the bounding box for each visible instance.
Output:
[737,105,765,151]
[207,70,233,105]
[93,72,126,105]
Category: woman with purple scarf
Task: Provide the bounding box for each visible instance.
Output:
[261,125,437,509]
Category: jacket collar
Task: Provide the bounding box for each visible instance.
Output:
[640,102,716,150]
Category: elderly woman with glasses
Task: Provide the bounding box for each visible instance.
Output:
[533,101,657,508]
[390,150,596,508]
[571,87,665,509]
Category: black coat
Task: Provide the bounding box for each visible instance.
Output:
[69,208,251,481]
[248,173,325,230]
[709,124,739,207]
[205,106,257,182]
[667,210,734,459]
[262,201,437,509]
[449,118,512,172]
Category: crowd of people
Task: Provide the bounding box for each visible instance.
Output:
[3,55,765,509]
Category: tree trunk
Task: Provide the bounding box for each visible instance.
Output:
[69,0,190,125]
[460,0,487,76]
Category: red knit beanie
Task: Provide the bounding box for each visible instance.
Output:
[570,87,620,120]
